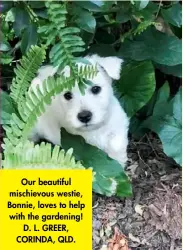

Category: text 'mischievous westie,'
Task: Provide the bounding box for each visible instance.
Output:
[29,55,129,167]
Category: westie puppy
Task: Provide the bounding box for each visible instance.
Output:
[29,54,129,167]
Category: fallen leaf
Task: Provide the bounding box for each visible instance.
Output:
[128,233,141,243]
[93,231,101,244]
[100,245,108,250]
[148,204,162,216]
[134,204,145,216]
[109,220,117,226]
[126,162,138,177]
[105,224,112,237]
[100,227,105,238]
[107,227,129,250]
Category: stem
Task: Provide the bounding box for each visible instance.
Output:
[155,0,163,18]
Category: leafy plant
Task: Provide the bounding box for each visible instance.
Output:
[61,129,132,197]
[10,45,46,108]
[3,59,97,151]
[1,1,182,199]
[2,141,84,170]
[38,2,85,73]
[1,91,17,125]
[115,60,155,117]
[140,84,182,166]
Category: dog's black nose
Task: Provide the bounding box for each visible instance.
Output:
[77,110,92,123]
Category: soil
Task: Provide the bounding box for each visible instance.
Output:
[92,134,182,250]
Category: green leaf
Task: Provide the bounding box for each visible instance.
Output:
[136,82,171,130]
[5,7,15,22]
[75,1,104,12]
[80,30,94,47]
[153,82,171,117]
[132,2,158,21]
[119,28,182,66]
[129,116,149,139]
[147,115,182,166]
[116,9,131,23]
[142,87,182,166]
[169,23,182,39]
[115,61,155,117]
[73,57,92,65]
[161,117,182,166]
[139,0,149,10]
[1,111,13,125]
[13,6,30,36]
[0,53,13,65]
[21,24,38,54]
[155,63,182,78]
[0,42,11,52]
[75,8,96,33]
[0,31,7,43]
[34,9,48,19]
[116,2,132,23]
[161,3,182,28]
[1,91,17,125]
[134,0,149,10]
[61,129,132,197]
[171,87,182,123]
[1,21,9,36]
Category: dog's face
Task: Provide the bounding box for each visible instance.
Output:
[59,70,112,131]
[58,55,123,131]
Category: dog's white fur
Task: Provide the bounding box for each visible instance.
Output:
[29,55,129,166]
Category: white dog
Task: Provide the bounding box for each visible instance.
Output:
[29,55,129,167]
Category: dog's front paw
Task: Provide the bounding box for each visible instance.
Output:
[118,154,128,166]
[107,133,128,168]
[108,150,128,168]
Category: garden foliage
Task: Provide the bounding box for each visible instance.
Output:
[1,0,182,197]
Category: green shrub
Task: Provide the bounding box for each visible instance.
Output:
[1,0,182,197]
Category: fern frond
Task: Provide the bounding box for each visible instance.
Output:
[3,64,98,152]
[4,75,72,151]
[38,1,85,77]
[46,1,67,30]
[133,20,156,36]
[77,63,98,80]
[120,20,156,42]
[10,45,46,108]
[2,141,84,169]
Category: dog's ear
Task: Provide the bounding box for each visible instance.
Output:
[92,55,123,80]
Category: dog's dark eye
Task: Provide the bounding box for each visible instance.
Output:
[64,92,73,100]
[91,86,101,95]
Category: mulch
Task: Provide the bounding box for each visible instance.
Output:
[92,134,182,250]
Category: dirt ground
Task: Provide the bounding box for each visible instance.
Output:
[92,133,182,250]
